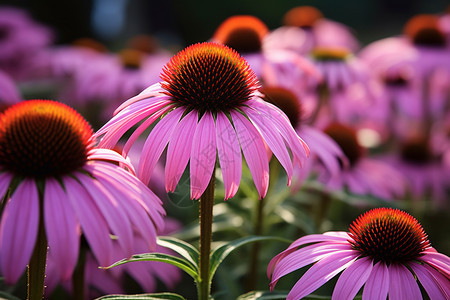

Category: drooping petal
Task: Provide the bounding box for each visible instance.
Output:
[63,176,113,267]
[87,148,136,174]
[362,261,390,300]
[0,173,12,200]
[113,83,168,114]
[231,111,269,198]
[332,256,373,300]
[389,263,422,300]
[287,251,359,300]
[138,107,184,185]
[190,112,217,199]
[165,110,197,192]
[44,178,80,280]
[0,179,39,284]
[411,262,450,300]
[76,171,134,258]
[421,250,450,277]
[215,112,242,200]
[244,106,293,185]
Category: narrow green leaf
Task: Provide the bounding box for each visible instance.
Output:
[102,252,199,280]
[157,236,199,267]
[237,291,289,300]
[95,292,186,300]
[209,236,291,281]
[0,291,22,300]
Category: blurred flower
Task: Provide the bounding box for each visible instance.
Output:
[0,70,21,111]
[0,7,53,79]
[96,42,309,200]
[212,15,321,88]
[264,6,360,56]
[268,207,450,300]
[381,134,450,207]
[323,123,406,200]
[0,100,165,284]
[260,86,345,187]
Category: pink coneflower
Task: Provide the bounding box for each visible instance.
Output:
[323,123,406,200]
[260,86,345,186]
[0,70,21,111]
[212,15,321,88]
[0,7,53,79]
[268,207,450,300]
[96,42,309,200]
[0,100,165,285]
[264,6,359,56]
[382,135,450,207]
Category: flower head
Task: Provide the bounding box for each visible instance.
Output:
[0,100,165,284]
[268,207,450,300]
[96,42,309,200]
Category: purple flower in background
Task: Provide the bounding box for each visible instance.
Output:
[96,42,309,200]
[0,7,53,79]
[0,70,21,111]
[323,123,407,200]
[0,100,165,284]
[268,207,450,300]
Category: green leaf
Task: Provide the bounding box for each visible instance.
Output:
[102,252,199,280]
[209,236,291,281]
[157,236,199,267]
[237,291,334,300]
[0,291,22,300]
[95,292,186,300]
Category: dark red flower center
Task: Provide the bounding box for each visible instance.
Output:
[404,15,446,47]
[400,136,433,165]
[311,48,351,62]
[324,123,363,166]
[349,208,431,264]
[119,49,144,69]
[0,100,93,178]
[127,35,159,54]
[160,42,260,113]
[261,86,302,127]
[213,15,269,54]
[282,6,323,28]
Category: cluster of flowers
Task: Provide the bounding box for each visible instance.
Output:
[0,4,449,300]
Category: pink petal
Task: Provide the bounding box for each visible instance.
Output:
[244,107,293,185]
[87,148,136,174]
[0,173,12,200]
[389,263,422,300]
[421,251,450,278]
[190,112,217,199]
[362,261,390,300]
[76,171,134,258]
[0,179,39,284]
[231,111,269,198]
[270,243,355,290]
[287,251,359,300]
[165,110,197,192]
[113,83,166,114]
[44,178,80,280]
[63,177,113,267]
[332,256,373,300]
[411,262,450,300]
[215,112,242,199]
[138,107,184,185]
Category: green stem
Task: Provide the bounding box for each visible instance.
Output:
[72,244,87,300]
[197,171,215,300]
[247,196,264,291]
[27,205,48,300]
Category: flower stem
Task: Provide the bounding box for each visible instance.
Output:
[72,244,87,300]
[247,196,264,291]
[27,206,47,300]
[198,171,215,300]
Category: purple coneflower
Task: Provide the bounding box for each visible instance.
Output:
[96,42,309,200]
[211,15,321,88]
[0,100,165,285]
[323,123,406,200]
[268,207,450,300]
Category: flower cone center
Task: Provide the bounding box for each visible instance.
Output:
[0,100,93,178]
[72,38,108,53]
[282,6,323,28]
[324,123,362,166]
[404,15,446,47]
[261,86,302,127]
[213,16,268,54]
[349,208,431,264]
[119,49,144,69]
[401,136,433,165]
[160,42,259,113]
[312,47,351,61]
